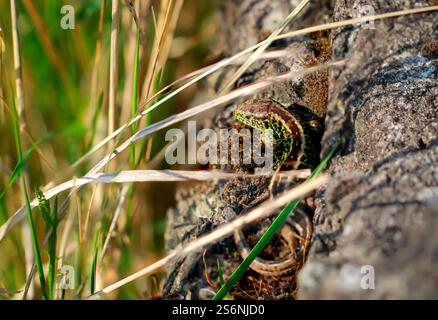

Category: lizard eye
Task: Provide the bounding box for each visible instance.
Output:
[309,120,320,128]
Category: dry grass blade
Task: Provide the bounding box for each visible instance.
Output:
[0,169,311,242]
[124,0,139,27]
[142,0,184,100]
[108,0,120,143]
[79,60,344,221]
[276,5,438,41]
[83,185,98,241]
[0,60,342,243]
[143,47,302,108]
[74,47,303,168]
[10,1,25,125]
[100,185,129,261]
[89,174,329,297]
[91,60,344,174]
[73,5,437,169]
[219,0,309,93]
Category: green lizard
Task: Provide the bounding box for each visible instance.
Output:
[234,99,323,169]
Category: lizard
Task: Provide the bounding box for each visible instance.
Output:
[230,98,322,276]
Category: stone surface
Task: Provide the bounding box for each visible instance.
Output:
[298,0,438,299]
[299,143,438,299]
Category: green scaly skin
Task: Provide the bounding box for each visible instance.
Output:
[234,99,323,169]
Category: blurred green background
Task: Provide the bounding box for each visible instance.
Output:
[0,0,217,299]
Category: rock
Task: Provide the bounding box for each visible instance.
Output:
[298,0,438,299]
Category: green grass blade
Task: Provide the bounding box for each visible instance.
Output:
[90,228,102,296]
[0,180,8,224]
[23,176,47,300]
[47,197,58,300]
[135,68,162,165]
[87,92,104,151]
[129,26,141,165]
[213,200,299,300]
[213,142,340,300]
[217,259,225,287]
[90,240,98,295]
[12,109,48,299]
[1,123,84,200]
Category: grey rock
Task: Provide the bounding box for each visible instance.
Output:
[298,0,438,299]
